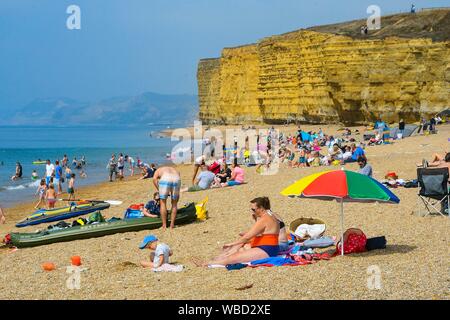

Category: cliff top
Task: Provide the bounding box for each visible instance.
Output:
[306,8,450,42]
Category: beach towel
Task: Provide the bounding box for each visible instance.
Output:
[152,264,184,272]
[248,257,300,267]
[294,224,326,239]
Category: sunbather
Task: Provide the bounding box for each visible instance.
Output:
[187,164,215,191]
[422,152,450,167]
[192,197,280,267]
[223,161,245,186]
[423,152,450,181]
[212,162,231,187]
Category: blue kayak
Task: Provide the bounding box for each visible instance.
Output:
[16,202,110,228]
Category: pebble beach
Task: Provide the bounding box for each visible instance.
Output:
[0,124,449,300]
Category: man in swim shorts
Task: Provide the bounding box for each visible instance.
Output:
[153,166,181,230]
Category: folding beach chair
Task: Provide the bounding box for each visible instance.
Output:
[416,168,449,217]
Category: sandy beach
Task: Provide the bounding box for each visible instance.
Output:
[0,124,449,300]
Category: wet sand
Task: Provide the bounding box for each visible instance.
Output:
[0,124,449,300]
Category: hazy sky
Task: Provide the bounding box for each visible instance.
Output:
[0,0,448,109]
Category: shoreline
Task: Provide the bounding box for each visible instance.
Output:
[158,123,372,139]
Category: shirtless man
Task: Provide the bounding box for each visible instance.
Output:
[153,166,181,230]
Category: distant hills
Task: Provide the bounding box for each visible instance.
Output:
[1,92,198,127]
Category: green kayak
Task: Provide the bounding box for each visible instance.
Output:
[32,161,47,165]
[9,203,197,248]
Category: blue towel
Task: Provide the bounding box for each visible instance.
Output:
[250,257,296,267]
[226,263,247,270]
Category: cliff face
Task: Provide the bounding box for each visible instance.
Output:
[198,10,450,125]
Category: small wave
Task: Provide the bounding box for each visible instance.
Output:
[0,179,40,192]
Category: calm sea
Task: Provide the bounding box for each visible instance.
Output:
[0,125,180,207]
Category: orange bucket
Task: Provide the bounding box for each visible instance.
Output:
[42,262,56,271]
[71,256,82,266]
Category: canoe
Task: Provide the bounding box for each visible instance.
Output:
[15,202,111,228]
[32,161,47,165]
[9,203,197,248]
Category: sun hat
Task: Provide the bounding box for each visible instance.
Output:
[138,235,158,249]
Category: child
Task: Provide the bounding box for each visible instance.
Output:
[35,179,47,209]
[139,235,173,268]
[142,192,160,218]
[31,170,39,180]
[46,184,57,209]
[67,173,76,202]
[297,149,307,168]
[79,170,87,179]
[293,149,306,168]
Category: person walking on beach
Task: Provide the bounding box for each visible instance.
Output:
[45,184,57,209]
[0,205,5,224]
[417,117,427,134]
[126,155,135,176]
[118,153,125,179]
[65,166,72,182]
[67,173,76,202]
[108,154,118,182]
[429,117,436,134]
[62,154,68,168]
[45,160,55,186]
[34,179,47,209]
[153,166,181,230]
[54,160,63,194]
[398,119,405,139]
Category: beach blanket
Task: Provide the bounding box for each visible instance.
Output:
[248,257,301,267]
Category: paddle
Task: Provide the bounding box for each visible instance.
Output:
[57,199,123,206]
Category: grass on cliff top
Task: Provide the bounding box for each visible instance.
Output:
[305,9,450,42]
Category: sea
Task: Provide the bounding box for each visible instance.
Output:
[0,125,185,208]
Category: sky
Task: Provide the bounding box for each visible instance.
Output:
[0,0,448,110]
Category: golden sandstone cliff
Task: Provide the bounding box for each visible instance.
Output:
[198,10,450,125]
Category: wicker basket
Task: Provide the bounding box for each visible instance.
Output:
[289,217,327,237]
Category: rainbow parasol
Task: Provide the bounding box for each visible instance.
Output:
[281,169,400,255]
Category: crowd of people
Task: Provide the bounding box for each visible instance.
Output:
[106,154,159,182]
[33,157,86,209]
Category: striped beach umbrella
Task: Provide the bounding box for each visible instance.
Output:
[280,170,400,255]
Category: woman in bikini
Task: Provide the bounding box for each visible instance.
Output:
[193,197,280,267]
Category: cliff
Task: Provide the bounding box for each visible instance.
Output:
[198,9,450,125]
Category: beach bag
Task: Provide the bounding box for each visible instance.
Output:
[124,208,144,219]
[208,162,220,175]
[366,236,387,251]
[88,211,105,223]
[404,180,418,188]
[335,228,367,256]
[195,197,208,221]
[129,203,144,210]
[72,218,88,227]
